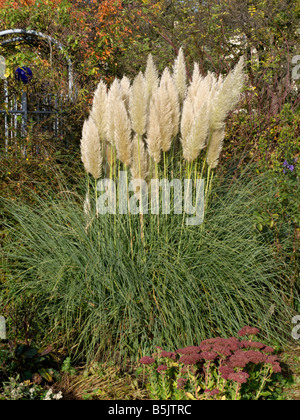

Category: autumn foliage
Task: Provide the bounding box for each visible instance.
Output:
[0,0,134,83]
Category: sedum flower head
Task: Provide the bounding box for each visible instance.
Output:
[178,353,202,365]
[159,350,177,360]
[219,366,235,380]
[228,371,249,384]
[140,356,155,365]
[238,326,260,337]
[157,364,168,373]
[177,377,188,390]
[176,346,201,355]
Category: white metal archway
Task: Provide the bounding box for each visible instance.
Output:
[0,29,74,100]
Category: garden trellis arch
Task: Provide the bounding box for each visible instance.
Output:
[0,29,74,99]
[0,29,74,154]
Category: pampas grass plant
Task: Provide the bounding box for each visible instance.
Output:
[4,49,287,371]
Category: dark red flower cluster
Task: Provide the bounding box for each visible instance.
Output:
[178,353,202,365]
[177,377,188,390]
[180,366,197,375]
[271,363,281,373]
[265,355,282,373]
[241,341,275,354]
[213,346,232,357]
[262,346,275,354]
[238,326,260,337]
[205,388,220,397]
[241,340,264,349]
[139,327,282,391]
[176,346,201,355]
[200,351,218,361]
[160,350,177,360]
[219,366,235,380]
[200,337,240,355]
[228,349,267,368]
[227,352,248,368]
[157,364,168,373]
[228,371,250,384]
[140,356,155,365]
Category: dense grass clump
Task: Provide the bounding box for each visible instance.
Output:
[0,173,295,363]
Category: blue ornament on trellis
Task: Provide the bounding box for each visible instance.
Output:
[15,66,33,84]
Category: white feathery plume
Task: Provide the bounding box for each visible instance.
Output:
[129,72,148,136]
[146,97,162,163]
[192,75,212,115]
[80,115,103,179]
[207,74,223,123]
[107,78,121,144]
[164,68,180,138]
[180,95,195,145]
[192,62,201,85]
[114,97,132,167]
[155,73,174,153]
[206,71,217,90]
[181,72,212,162]
[90,80,108,142]
[130,134,149,180]
[144,54,159,105]
[120,75,131,111]
[181,102,209,162]
[187,62,202,101]
[210,56,245,130]
[172,47,187,103]
[206,127,226,168]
